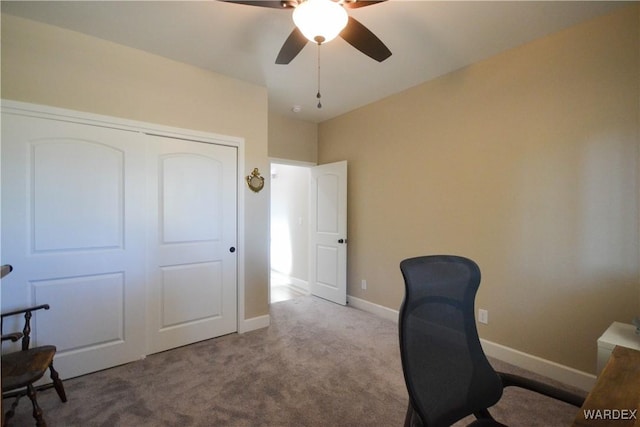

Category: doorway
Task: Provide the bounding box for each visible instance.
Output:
[269,162,312,303]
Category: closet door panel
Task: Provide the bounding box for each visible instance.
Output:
[1,114,147,379]
[146,135,238,354]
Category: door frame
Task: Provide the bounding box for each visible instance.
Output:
[268,159,348,306]
[0,100,250,339]
[268,158,316,304]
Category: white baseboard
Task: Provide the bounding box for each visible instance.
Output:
[238,314,270,334]
[347,295,399,323]
[346,294,596,392]
[271,270,310,294]
[288,277,309,294]
[480,339,596,392]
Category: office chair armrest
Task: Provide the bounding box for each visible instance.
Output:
[1,304,50,319]
[498,372,585,407]
[1,332,24,342]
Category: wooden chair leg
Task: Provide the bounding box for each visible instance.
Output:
[4,394,23,424]
[48,363,67,402]
[26,384,46,427]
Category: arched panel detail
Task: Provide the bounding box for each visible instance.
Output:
[30,139,124,253]
[159,153,223,244]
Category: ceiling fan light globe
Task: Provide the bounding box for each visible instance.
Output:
[292,0,348,44]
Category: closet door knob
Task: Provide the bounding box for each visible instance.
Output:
[229,247,236,253]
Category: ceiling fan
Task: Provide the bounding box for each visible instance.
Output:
[221,0,392,64]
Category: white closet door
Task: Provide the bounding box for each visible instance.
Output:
[1,114,147,379]
[145,134,237,354]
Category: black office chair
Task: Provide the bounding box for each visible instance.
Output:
[398,255,584,427]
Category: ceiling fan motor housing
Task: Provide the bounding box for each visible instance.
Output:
[292,0,349,44]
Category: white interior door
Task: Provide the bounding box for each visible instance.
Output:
[1,114,147,379]
[309,161,347,305]
[146,135,237,354]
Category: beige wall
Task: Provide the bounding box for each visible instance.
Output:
[1,14,270,319]
[318,4,640,373]
[268,111,318,164]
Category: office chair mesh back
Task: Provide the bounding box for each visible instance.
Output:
[399,255,503,427]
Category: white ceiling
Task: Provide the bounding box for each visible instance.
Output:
[1,1,629,123]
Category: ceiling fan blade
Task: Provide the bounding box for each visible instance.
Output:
[340,16,391,62]
[341,0,387,9]
[220,0,295,9]
[276,27,308,64]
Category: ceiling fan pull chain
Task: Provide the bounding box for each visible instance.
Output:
[316,43,322,109]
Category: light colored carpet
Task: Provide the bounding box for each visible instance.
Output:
[6,296,584,426]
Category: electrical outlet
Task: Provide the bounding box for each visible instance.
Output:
[361,279,367,290]
[478,309,489,325]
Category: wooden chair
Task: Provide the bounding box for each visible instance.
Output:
[1,304,67,426]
